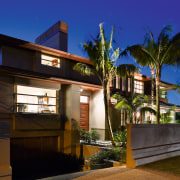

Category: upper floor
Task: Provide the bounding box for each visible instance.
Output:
[0,34,100,86]
[110,73,174,103]
[0,21,175,104]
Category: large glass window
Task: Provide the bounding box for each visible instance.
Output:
[134,80,144,94]
[41,54,60,68]
[160,90,167,99]
[16,85,57,113]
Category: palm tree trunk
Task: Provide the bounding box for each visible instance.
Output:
[155,72,161,124]
[103,81,115,146]
[151,68,155,123]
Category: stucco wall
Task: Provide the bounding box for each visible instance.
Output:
[90,90,105,140]
[0,76,14,113]
[2,46,34,71]
[0,122,12,180]
[127,124,180,167]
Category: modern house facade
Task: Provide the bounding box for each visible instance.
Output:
[0,21,179,165]
[0,21,107,164]
[110,73,180,125]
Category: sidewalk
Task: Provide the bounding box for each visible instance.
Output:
[40,166,180,180]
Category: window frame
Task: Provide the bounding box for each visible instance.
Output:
[134,80,144,94]
[15,85,58,114]
[41,54,60,68]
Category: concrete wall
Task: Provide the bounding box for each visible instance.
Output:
[0,76,14,113]
[0,122,12,180]
[90,90,105,140]
[126,124,180,168]
[1,45,101,86]
[62,84,81,156]
[2,46,34,71]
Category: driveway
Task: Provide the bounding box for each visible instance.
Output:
[40,166,180,180]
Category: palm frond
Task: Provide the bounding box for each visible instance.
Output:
[133,94,148,104]
[158,25,172,47]
[73,63,94,76]
[116,64,139,77]
[140,107,156,115]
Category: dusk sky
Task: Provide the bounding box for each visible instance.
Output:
[1,0,180,105]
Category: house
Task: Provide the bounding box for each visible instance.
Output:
[0,21,179,165]
[0,21,108,165]
[109,73,180,126]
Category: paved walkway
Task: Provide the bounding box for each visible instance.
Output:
[40,166,180,180]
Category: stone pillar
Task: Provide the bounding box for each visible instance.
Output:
[63,84,80,156]
[0,122,12,180]
[126,124,136,168]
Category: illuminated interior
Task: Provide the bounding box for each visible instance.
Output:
[80,96,88,103]
[16,85,57,113]
[134,80,144,94]
[41,54,60,68]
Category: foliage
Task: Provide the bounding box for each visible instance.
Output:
[80,129,100,144]
[176,120,180,124]
[112,94,156,123]
[113,130,127,147]
[123,25,180,124]
[91,129,100,143]
[161,105,176,123]
[89,147,123,165]
[74,23,139,146]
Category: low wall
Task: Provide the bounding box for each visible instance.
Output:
[126,124,180,168]
[0,122,12,180]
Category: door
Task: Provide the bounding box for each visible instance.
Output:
[80,96,89,131]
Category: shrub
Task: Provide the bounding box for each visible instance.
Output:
[80,129,99,144]
[91,129,100,143]
[113,130,127,147]
[89,148,122,165]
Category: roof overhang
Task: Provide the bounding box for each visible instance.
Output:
[0,34,92,65]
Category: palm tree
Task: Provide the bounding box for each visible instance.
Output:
[112,94,156,124]
[123,25,180,124]
[161,105,176,124]
[74,23,138,145]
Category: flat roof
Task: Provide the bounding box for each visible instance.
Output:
[0,34,176,90]
[0,34,92,65]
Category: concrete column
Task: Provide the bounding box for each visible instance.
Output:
[63,84,80,156]
[0,122,12,180]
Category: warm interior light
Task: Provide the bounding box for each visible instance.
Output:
[41,54,60,68]
[17,85,57,113]
[80,96,88,103]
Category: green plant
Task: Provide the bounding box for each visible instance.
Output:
[113,131,127,147]
[89,148,122,165]
[80,129,91,143]
[123,25,180,123]
[91,129,100,143]
[160,105,176,124]
[89,152,106,165]
[80,129,100,144]
[103,148,121,161]
[112,94,156,124]
[74,23,138,146]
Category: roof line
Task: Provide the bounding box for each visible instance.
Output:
[0,34,92,65]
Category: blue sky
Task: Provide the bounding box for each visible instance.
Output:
[1,0,180,105]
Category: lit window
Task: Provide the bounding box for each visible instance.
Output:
[16,85,57,113]
[160,90,167,99]
[134,80,144,94]
[41,54,60,68]
[80,96,89,103]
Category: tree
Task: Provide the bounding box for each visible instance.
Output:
[74,23,138,146]
[123,25,180,124]
[160,105,176,124]
[112,94,156,124]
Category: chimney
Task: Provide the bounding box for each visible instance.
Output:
[35,21,68,52]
